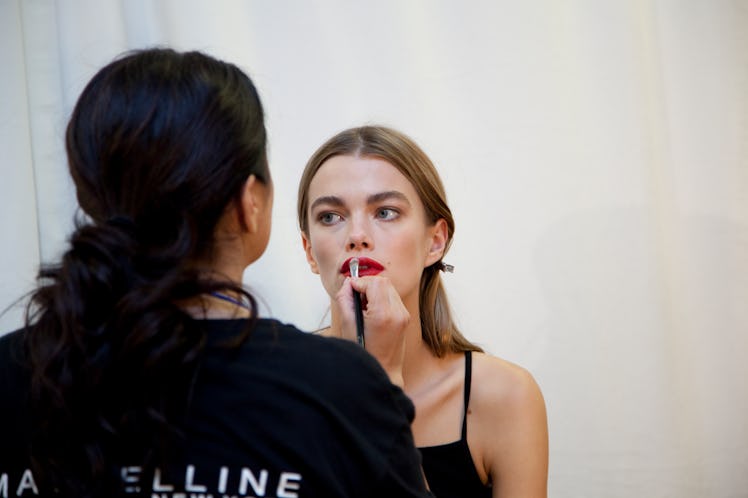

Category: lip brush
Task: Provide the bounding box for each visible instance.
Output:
[349,258,365,347]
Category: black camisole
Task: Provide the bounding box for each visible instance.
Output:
[419,351,492,497]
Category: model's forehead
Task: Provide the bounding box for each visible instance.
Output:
[309,155,415,196]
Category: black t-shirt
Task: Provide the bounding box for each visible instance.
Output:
[0,318,431,498]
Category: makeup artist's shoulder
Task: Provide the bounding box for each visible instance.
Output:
[281,324,377,369]
[298,329,393,390]
[308,328,371,361]
[295,325,367,357]
[0,328,24,356]
[311,327,335,337]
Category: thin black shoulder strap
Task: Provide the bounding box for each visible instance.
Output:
[461,350,472,439]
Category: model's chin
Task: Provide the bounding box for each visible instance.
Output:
[321,275,341,299]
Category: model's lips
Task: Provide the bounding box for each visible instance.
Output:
[341,257,384,277]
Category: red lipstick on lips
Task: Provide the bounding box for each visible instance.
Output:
[341,257,384,277]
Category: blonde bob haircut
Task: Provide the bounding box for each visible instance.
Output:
[297,125,483,357]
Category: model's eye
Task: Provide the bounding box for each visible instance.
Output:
[376,208,399,220]
[318,212,342,225]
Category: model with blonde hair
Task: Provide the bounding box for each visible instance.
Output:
[298,125,548,498]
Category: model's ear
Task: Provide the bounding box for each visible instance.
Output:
[424,218,449,268]
[238,174,265,234]
[301,231,320,274]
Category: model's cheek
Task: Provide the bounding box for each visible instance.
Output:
[311,243,341,298]
[387,236,429,297]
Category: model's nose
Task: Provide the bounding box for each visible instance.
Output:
[347,217,371,250]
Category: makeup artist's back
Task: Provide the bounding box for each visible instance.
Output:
[0,319,429,497]
[0,48,430,498]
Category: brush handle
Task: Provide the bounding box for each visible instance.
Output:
[353,291,365,347]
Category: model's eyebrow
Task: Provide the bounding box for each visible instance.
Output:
[310,191,411,212]
[310,195,344,212]
[367,190,411,207]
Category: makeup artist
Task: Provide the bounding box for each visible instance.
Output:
[0,50,431,498]
[297,125,549,498]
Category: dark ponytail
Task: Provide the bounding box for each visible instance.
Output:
[23,48,268,496]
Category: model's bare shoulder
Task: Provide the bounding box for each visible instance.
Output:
[471,353,545,412]
[468,352,548,497]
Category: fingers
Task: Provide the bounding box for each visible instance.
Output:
[334,277,358,342]
[350,277,408,327]
[335,276,355,309]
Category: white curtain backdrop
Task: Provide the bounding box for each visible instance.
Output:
[1,1,746,496]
